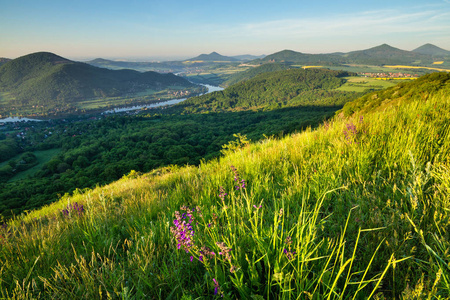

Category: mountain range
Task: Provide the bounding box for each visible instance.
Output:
[254,44,449,66]
[84,43,450,74]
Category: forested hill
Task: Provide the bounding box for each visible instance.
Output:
[222,63,291,87]
[412,43,450,57]
[344,43,432,65]
[185,51,238,62]
[179,68,359,113]
[340,72,450,116]
[254,50,343,65]
[0,52,193,108]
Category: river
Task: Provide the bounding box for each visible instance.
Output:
[102,84,223,114]
[0,84,224,122]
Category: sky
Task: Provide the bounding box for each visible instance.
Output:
[1,0,450,61]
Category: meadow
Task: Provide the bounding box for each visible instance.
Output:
[0,73,449,299]
[7,149,61,182]
[335,77,398,92]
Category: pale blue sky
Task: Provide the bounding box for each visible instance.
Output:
[1,0,450,60]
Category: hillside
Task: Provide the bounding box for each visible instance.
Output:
[231,54,266,61]
[340,71,450,115]
[222,63,291,86]
[254,49,344,65]
[413,43,450,57]
[186,51,239,62]
[1,72,449,298]
[180,68,359,112]
[0,58,11,67]
[0,52,194,112]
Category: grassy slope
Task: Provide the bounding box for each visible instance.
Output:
[1,75,450,298]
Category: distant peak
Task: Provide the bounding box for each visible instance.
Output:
[19,52,73,64]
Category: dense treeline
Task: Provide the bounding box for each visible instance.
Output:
[222,63,291,86]
[180,68,359,112]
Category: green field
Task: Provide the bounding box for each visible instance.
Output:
[7,149,61,182]
[336,76,400,92]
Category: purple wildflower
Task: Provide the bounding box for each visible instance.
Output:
[170,208,196,252]
[343,122,358,144]
[60,202,85,218]
[219,186,227,201]
[284,236,296,260]
[213,278,222,296]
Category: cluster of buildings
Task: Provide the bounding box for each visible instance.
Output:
[358,72,418,79]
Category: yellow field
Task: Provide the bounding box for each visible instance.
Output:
[433,61,444,65]
[384,65,450,72]
[374,78,417,81]
[301,66,323,69]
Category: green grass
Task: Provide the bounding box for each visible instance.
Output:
[336,76,399,92]
[4,149,61,182]
[0,81,449,298]
[326,64,433,76]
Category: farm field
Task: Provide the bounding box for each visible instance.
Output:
[384,64,450,72]
[335,76,400,92]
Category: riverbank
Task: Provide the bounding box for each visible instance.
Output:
[0,84,224,123]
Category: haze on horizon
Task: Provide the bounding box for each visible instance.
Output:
[1,0,450,61]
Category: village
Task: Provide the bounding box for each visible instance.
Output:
[358,71,418,79]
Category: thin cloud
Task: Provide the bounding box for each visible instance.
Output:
[233,8,449,39]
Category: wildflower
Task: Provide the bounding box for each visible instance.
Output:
[284,236,296,260]
[253,204,262,209]
[219,186,227,201]
[285,236,292,245]
[190,256,193,262]
[343,122,358,143]
[60,202,85,218]
[170,208,196,252]
[213,278,220,296]
[231,165,239,181]
[216,242,232,261]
